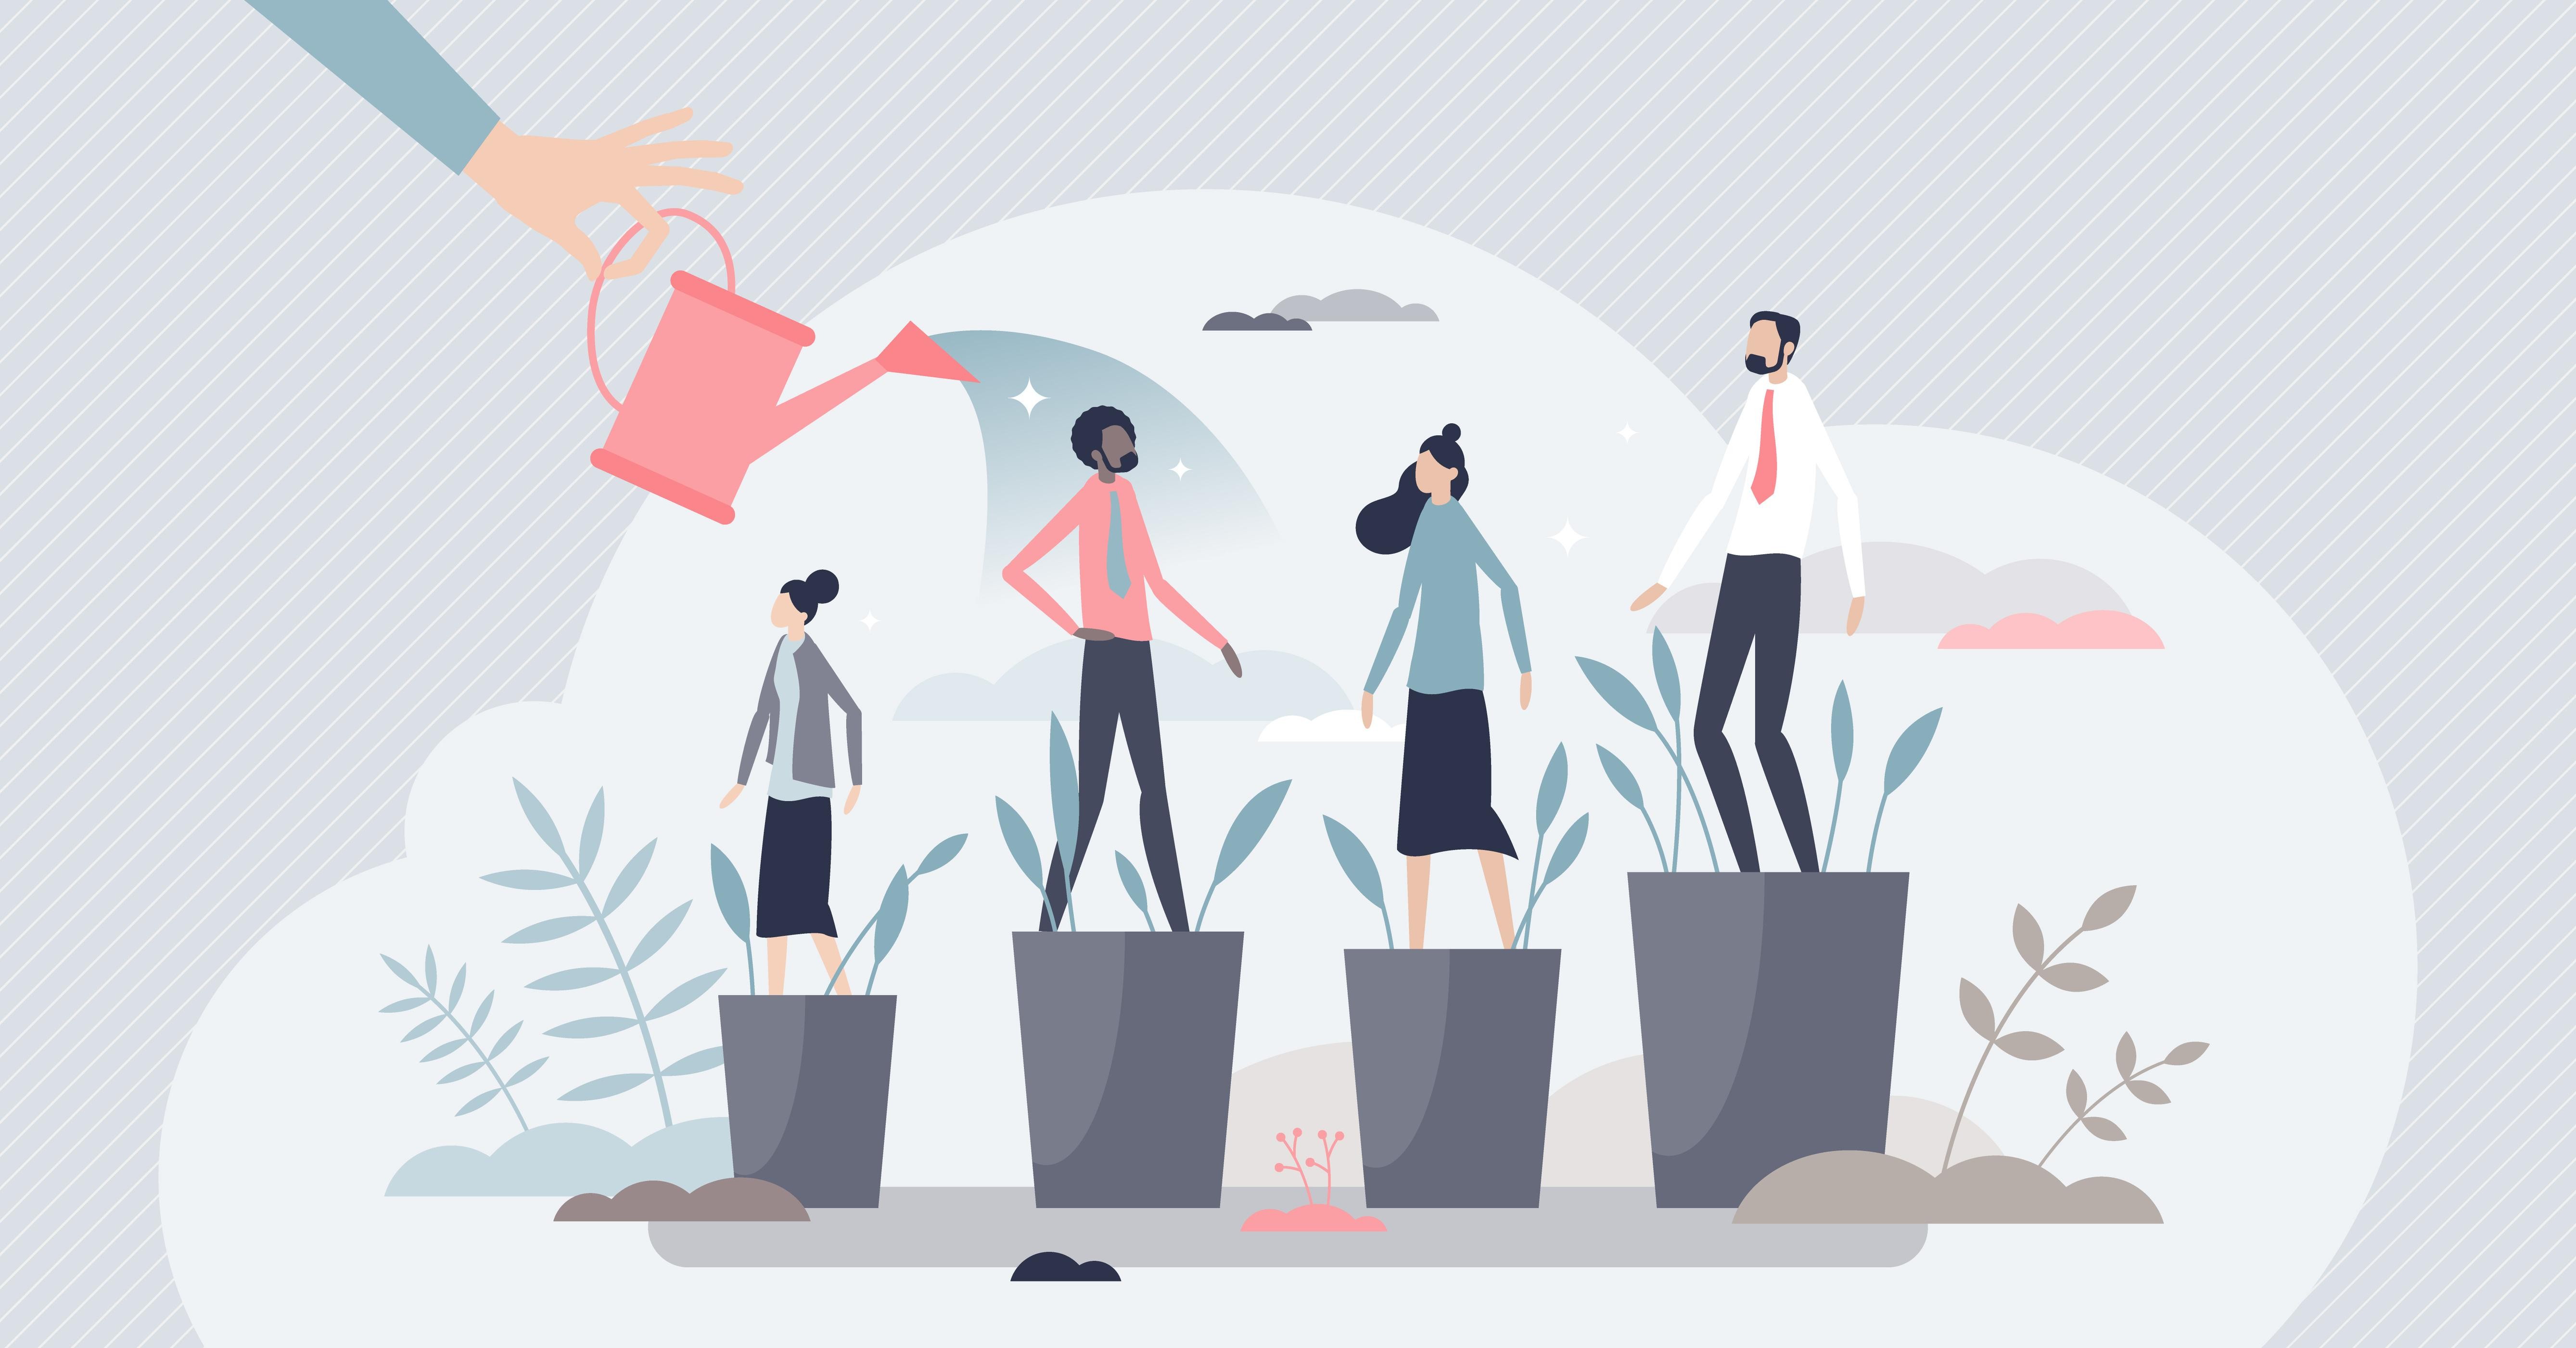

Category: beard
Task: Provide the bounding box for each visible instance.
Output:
[1745,351,1783,374]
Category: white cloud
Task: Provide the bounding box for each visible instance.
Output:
[1259,709,1402,743]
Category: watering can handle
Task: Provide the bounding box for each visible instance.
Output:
[586,208,740,411]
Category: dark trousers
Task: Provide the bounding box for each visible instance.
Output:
[1042,638,1190,931]
[1693,553,1821,873]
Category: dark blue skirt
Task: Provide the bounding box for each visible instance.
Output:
[756,795,836,937]
[1397,688,1518,858]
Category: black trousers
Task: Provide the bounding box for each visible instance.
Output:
[1693,553,1821,873]
[1042,638,1190,931]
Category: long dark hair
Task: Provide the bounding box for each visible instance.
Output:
[780,568,839,622]
[1354,423,1468,555]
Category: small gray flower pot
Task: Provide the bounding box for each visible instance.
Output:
[717,993,897,1208]
[1629,871,1910,1207]
[1013,931,1242,1207]
[1345,948,1561,1208]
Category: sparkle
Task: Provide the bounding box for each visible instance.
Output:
[1619,424,1636,442]
[1011,381,1046,414]
[861,612,880,630]
[1550,521,1585,554]
[1170,459,1191,481]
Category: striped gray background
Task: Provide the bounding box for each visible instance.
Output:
[3,1,2569,1342]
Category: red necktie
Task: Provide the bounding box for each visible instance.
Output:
[1750,387,1777,504]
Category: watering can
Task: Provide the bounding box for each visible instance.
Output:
[583,209,976,524]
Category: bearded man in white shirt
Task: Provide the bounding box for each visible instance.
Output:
[1628,312,1865,873]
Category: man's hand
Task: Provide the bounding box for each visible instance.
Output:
[1073,627,1114,641]
[1846,597,1866,636]
[1519,671,1533,710]
[718,783,743,809]
[463,108,740,280]
[1220,643,1244,678]
[1630,583,1667,612]
[843,784,863,815]
[1360,691,1373,728]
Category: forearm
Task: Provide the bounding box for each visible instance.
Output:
[1146,574,1227,649]
[1002,566,1079,635]
[1498,583,1532,674]
[845,710,863,787]
[246,0,499,172]
[736,713,765,785]
[1656,494,1725,587]
[1364,607,1411,694]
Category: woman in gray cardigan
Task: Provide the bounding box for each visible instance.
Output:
[718,570,864,993]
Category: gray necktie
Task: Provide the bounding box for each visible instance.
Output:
[1106,490,1131,597]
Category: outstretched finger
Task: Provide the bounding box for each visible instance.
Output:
[632,139,733,163]
[633,167,743,193]
[608,106,693,145]
[603,191,669,280]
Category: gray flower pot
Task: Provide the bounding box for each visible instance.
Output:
[717,993,897,1208]
[1345,948,1561,1208]
[1013,931,1242,1207]
[1630,871,1910,1207]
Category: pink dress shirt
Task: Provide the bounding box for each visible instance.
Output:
[1002,476,1227,648]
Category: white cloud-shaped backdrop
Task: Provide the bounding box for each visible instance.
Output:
[165,191,2411,1345]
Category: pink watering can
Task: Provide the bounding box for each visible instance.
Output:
[584,209,976,524]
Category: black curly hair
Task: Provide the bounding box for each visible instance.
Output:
[1069,405,1139,473]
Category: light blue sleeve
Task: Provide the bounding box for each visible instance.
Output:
[246,0,500,172]
[1364,549,1425,695]
[1466,516,1532,674]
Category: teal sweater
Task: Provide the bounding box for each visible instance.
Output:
[1365,500,1532,696]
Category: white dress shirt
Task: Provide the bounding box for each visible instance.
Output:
[1655,372,1865,597]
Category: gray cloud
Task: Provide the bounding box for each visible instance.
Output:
[1203,310,1311,331]
[1272,289,1438,321]
[1734,1150,2162,1223]
[1649,542,2130,635]
[384,1118,730,1196]
[894,641,1349,722]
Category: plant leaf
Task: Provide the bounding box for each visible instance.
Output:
[1047,714,1080,885]
[1321,816,1385,911]
[1650,628,1682,722]
[2081,1116,2126,1141]
[401,1015,443,1043]
[504,915,594,944]
[663,1046,725,1076]
[2129,1079,2172,1105]
[914,833,969,878]
[1881,708,1943,792]
[2013,906,2044,970]
[578,790,605,879]
[484,869,575,890]
[1114,852,1154,926]
[708,845,752,942]
[647,969,726,1020]
[448,965,468,1008]
[513,778,567,858]
[604,840,657,916]
[380,954,422,991]
[421,1038,467,1062]
[504,1056,547,1087]
[380,997,429,1013]
[560,1073,652,1101]
[1959,979,1998,1041]
[1576,657,1659,735]
[995,798,1046,892]
[546,1016,638,1039]
[422,947,436,1000]
[469,991,492,1035]
[457,1089,500,1116]
[437,1061,484,1085]
[1995,1030,2064,1061]
[527,967,620,991]
[1209,780,1293,892]
[2083,884,2136,931]
[873,871,912,967]
[2066,1070,2087,1116]
[1596,746,1646,810]
[2166,1040,2210,1065]
[2040,962,2108,992]
[2117,1032,2138,1078]
[627,902,692,969]
[1831,682,1853,778]
[1543,814,1590,886]
[1536,743,1569,836]
[490,1022,522,1057]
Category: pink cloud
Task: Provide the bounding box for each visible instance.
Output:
[1939,610,2164,649]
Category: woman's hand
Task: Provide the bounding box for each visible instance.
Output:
[843,784,863,815]
[1629,583,1667,612]
[1360,691,1373,728]
[1519,671,1533,710]
[462,110,740,280]
[718,783,743,808]
[1846,596,1866,635]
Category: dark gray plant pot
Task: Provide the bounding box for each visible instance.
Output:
[717,993,897,1208]
[1630,871,1909,1207]
[1344,948,1561,1208]
[1012,931,1242,1208]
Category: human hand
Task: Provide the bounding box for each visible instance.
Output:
[1846,597,1866,636]
[1220,643,1244,678]
[1629,583,1666,612]
[462,108,740,280]
[843,784,862,815]
[1073,627,1114,641]
[1361,691,1373,728]
[719,783,743,808]
[1519,671,1532,710]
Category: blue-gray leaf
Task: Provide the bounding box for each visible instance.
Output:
[504,1056,547,1087]
[512,778,567,858]
[1210,780,1293,891]
[1114,852,1153,926]
[873,870,912,966]
[380,954,421,991]
[995,798,1045,892]
[422,947,437,999]
[1577,657,1658,735]
[647,969,726,1021]
[1650,628,1682,722]
[457,1088,500,1116]
[559,1073,652,1102]
[709,845,751,941]
[627,902,692,969]
[1543,814,1590,887]
[1882,708,1943,792]
[421,1038,467,1062]
[663,1046,725,1076]
[380,997,428,1013]
[1596,746,1646,810]
[490,1022,522,1057]
[914,832,968,878]
[503,915,594,944]
[603,839,657,916]
[484,869,574,890]
[469,991,491,1035]
[545,1016,638,1039]
[437,1061,484,1085]
[1321,816,1384,910]
[1537,744,1569,836]
[1831,682,1854,779]
[527,966,619,992]
[447,965,467,1009]
[401,1015,442,1042]
[578,790,605,880]
[1047,715,1079,881]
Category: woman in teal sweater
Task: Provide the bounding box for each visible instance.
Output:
[1356,424,1534,948]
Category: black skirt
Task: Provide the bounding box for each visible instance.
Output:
[756,795,836,937]
[1396,688,1519,858]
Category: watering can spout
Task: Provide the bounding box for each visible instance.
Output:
[772,322,979,442]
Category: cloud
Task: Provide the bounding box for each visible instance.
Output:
[1940,610,2163,649]
[1272,289,1439,321]
[1734,1151,2163,1223]
[895,641,1348,722]
[1011,1251,1122,1281]
[1649,542,2132,636]
[384,1119,731,1196]
[555,1176,808,1221]
[1258,710,1401,743]
[1202,310,1311,331]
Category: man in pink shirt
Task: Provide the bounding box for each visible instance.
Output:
[1003,405,1242,932]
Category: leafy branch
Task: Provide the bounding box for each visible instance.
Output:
[380,946,545,1128]
[2040,1034,2210,1170]
[708,845,757,993]
[821,833,968,994]
[1943,885,2134,1172]
[1579,632,1718,871]
[1322,815,1394,949]
[1195,780,1293,931]
[1512,743,1590,950]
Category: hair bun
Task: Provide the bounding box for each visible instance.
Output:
[1441,422,1462,441]
[803,569,840,605]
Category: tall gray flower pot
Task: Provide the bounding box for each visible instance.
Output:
[718,993,897,1208]
[1630,871,1910,1207]
[1013,931,1242,1208]
[1345,948,1560,1208]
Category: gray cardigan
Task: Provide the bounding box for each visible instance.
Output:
[737,635,863,789]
